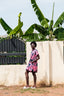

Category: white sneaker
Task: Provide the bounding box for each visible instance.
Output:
[31,86,36,89]
[23,86,30,89]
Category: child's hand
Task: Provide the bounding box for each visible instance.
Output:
[31,59,37,63]
[31,55,40,63]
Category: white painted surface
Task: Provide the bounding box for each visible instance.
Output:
[0,65,26,86]
[49,41,64,85]
[0,41,64,86]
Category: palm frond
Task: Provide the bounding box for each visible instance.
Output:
[13,12,23,37]
[9,22,23,36]
[48,20,53,31]
[18,29,23,37]
[0,18,12,34]
[25,24,49,36]
[31,0,49,28]
[22,33,46,41]
[53,28,64,40]
[52,3,55,20]
[48,3,55,32]
[54,12,64,28]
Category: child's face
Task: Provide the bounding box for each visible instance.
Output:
[31,43,35,49]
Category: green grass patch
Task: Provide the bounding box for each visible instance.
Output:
[20,88,49,94]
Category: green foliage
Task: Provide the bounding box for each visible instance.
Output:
[25,24,49,36]
[9,12,23,38]
[53,28,64,40]
[54,12,64,28]
[48,20,53,32]
[0,12,23,39]
[48,3,54,31]
[0,1,64,41]
[31,0,49,28]
[0,18,12,34]
[23,33,46,41]
[24,1,64,41]
[9,22,23,36]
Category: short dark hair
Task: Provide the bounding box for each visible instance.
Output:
[30,41,37,47]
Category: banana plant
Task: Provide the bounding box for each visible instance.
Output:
[24,0,64,41]
[9,12,23,38]
[0,12,23,38]
[0,18,12,34]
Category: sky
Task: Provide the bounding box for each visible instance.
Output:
[0,0,64,36]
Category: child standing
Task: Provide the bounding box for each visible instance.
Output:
[23,41,40,89]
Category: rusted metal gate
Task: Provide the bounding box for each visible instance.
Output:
[0,37,26,64]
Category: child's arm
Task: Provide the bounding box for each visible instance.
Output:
[31,54,40,63]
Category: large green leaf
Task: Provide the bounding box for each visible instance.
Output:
[25,24,49,36]
[52,3,55,20]
[48,3,54,32]
[53,28,64,40]
[31,0,49,28]
[12,12,23,37]
[0,18,12,34]
[18,12,22,24]
[54,12,64,28]
[9,22,23,36]
[48,20,53,32]
[22,33,46,41]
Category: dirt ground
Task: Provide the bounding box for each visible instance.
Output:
[0,85,64,96]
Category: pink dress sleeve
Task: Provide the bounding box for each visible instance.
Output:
[35,50,39,56]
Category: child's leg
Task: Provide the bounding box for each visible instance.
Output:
[32,72,37,87]
[25,70,29,87]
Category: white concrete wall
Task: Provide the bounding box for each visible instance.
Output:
[0,41,64,86]
[0,65,26,86]
[49,41,64,85]
[26,41,64,86]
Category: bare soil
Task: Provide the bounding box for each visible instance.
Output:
[0,84,64,96]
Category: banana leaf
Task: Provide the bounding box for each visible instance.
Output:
[53,28,64,40]
[31,0,49,28]
[54,12,64,28]
[25,24,49,36]
[22,33,46,41]
[9,22,23,36]
[0,18,12,34]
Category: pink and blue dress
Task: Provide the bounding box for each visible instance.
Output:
[26,49,39,72]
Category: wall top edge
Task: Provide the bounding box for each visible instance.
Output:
[26,41,64,43]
